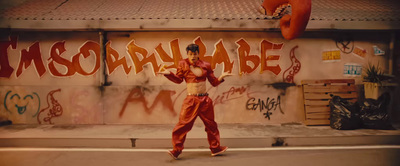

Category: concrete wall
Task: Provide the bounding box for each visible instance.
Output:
[0,0,28,10]
[0,31,391,124]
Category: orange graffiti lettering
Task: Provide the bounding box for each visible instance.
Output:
[106,41,132,75]
[48,41,101,76]
[48,41,76,76]
[195,37,213,63]
[236,39,260,75]
[260,40,282,75]
[211,40,233,72]
[195,37,234,72]
[72,41,101,76]
[155,39,183,69]
[127,40,160,74]
[2,36,291,78]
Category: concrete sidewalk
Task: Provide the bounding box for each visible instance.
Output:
[0,124,399,149]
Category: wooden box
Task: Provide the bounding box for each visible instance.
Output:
[302,79,358,126]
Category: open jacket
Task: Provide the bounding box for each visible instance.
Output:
[164,59,224,87]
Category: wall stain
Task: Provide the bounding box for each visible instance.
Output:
[267,82,295,96]
[269,82,295,91]
[281,122,302,126]
[272,137,287,146]
[50,125,79,130]
[131,138,136,147]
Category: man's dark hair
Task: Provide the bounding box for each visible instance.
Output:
[186,44,199,54]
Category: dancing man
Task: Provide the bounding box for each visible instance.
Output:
[158,43,231,159]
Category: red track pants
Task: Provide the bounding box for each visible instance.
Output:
[172,95,221,152]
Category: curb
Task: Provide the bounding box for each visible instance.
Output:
[1,135,400,149]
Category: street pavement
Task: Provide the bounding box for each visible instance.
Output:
[0,124,400,148]
[0,146,399,166]
[1,124,400,165]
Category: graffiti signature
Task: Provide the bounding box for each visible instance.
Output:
[282,46,301,83]
[213,86,250,106]
[246,96,282,120]
[37,89,62,124]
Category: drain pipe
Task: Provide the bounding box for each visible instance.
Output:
[389,32,396,75]
[99,30,111,95]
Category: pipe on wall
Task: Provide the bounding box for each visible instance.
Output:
[99,30,112,94]
[388,32,395,75]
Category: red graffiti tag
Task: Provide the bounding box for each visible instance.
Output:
[213,86,250,106]
[283,46,301,83]
[0,35,17,78]
[119,88,177,117]
[37,89,63,124]
[17,42,46,77]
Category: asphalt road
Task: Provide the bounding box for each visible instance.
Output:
[1,146,399,166]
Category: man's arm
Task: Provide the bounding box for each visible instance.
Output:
[164,71,184,84]
[158,62,185,84]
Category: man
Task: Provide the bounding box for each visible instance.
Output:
[158,43,231,159]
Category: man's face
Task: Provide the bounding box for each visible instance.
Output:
[187,50,199,64]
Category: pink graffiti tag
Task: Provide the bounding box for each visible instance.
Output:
[283,46,301,83]
[37,89,63,124]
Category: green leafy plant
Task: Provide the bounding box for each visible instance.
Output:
[362,63,387,84]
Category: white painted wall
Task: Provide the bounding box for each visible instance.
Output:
[0,31,390,124]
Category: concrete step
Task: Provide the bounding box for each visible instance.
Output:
[0,124,399,149]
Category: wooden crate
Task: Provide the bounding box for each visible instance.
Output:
[302,79,358,126]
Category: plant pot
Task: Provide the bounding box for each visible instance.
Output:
[364,82,398,100]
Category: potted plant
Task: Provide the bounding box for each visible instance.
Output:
[363,63,396,99]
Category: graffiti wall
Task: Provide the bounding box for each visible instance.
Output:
[0,31,389,124]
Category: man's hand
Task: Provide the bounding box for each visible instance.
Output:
[157,65,171,75]
[218,72,233,81]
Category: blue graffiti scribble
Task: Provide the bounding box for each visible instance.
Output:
[4,91,41,117]
[15,103,27,114]
[32,92,40,117]
[11,94,20,100]
[24,95,33,100]
[4,91,12,113]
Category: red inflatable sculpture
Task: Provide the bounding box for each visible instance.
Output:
[261,0,312,40]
